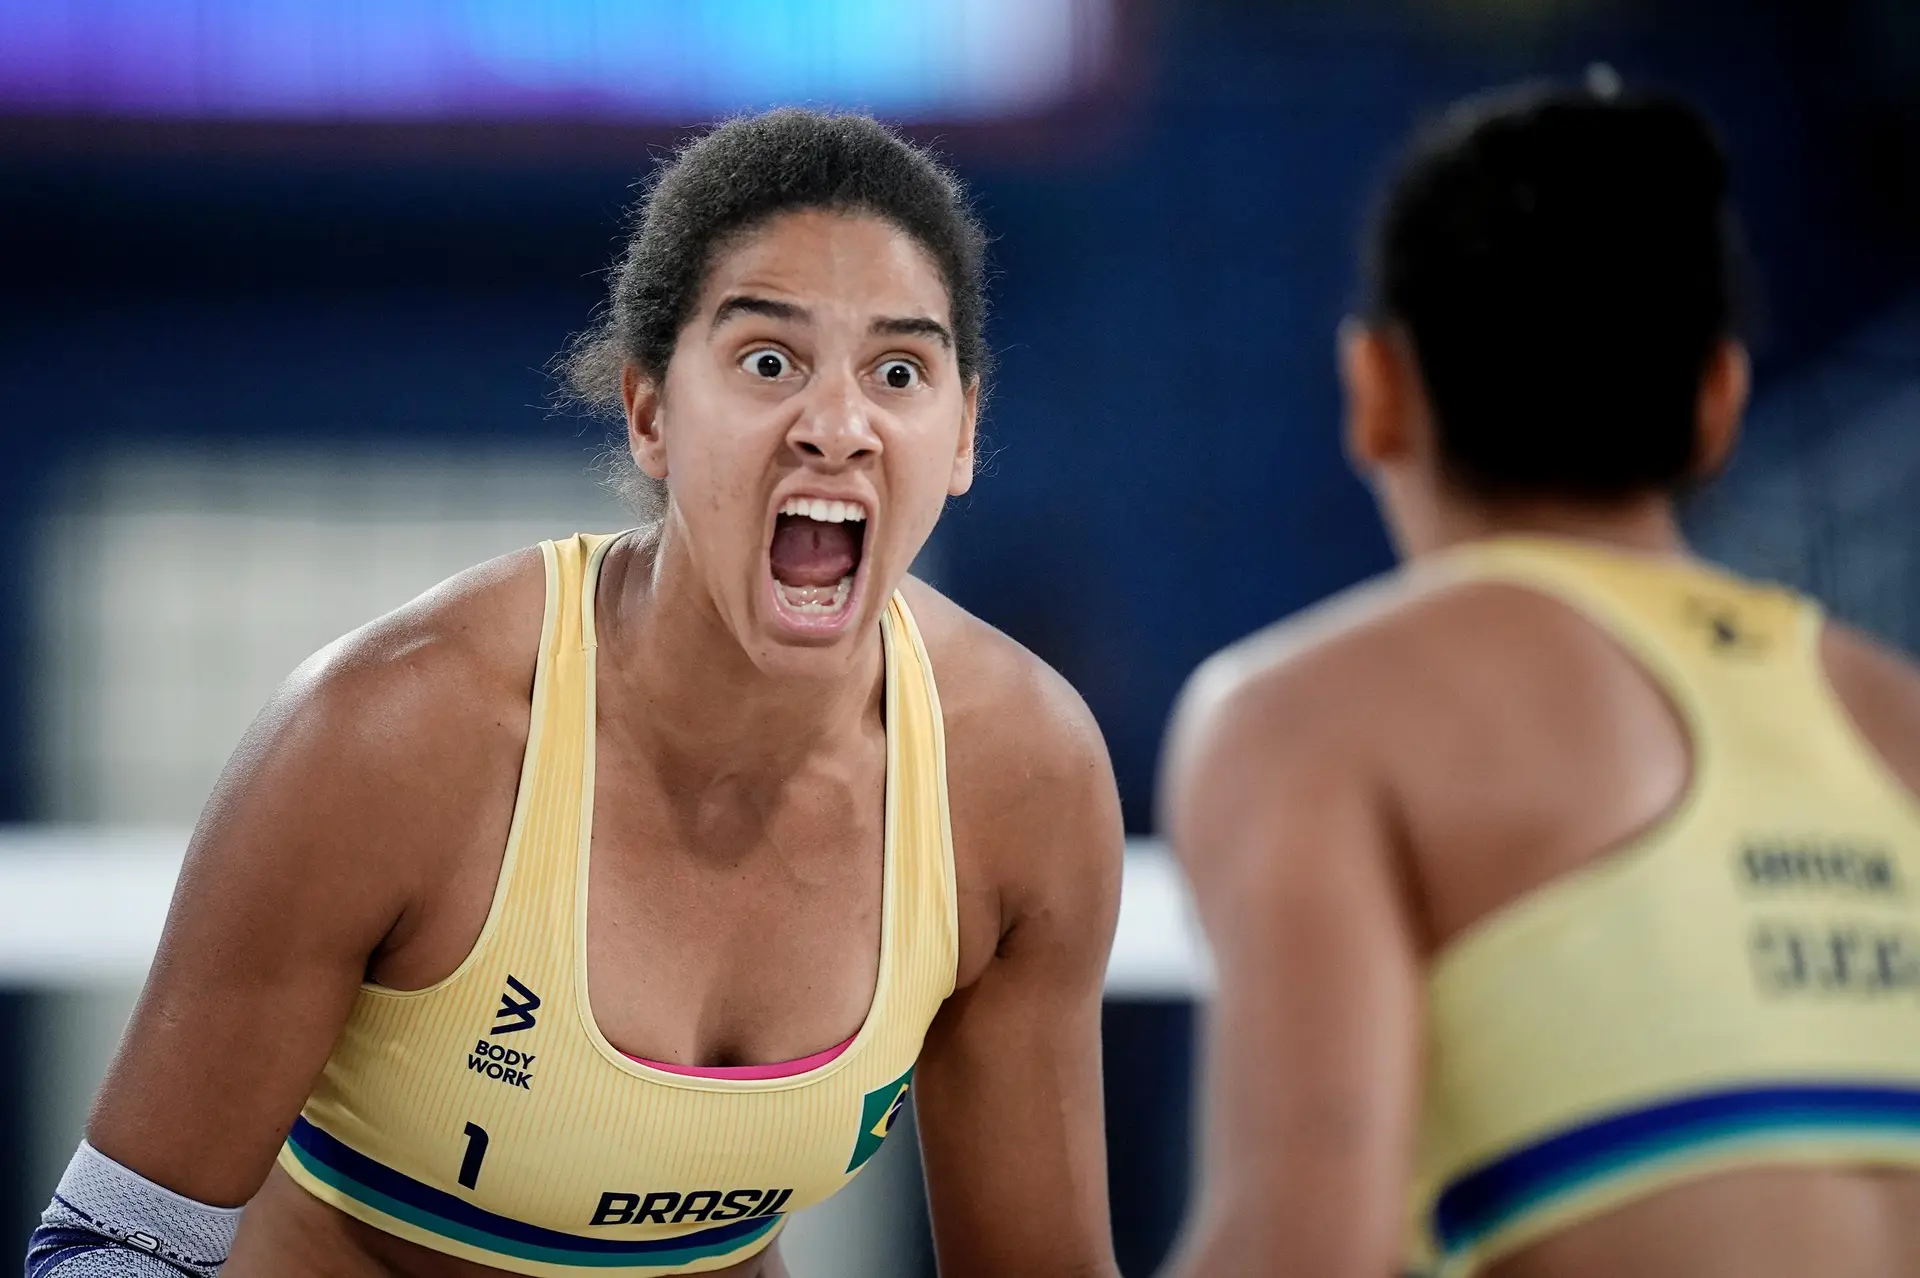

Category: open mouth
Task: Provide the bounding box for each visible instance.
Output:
[767,496,868,629]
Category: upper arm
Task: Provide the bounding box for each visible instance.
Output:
[1161,652,1422,1278]
[86,555,536,1207]
[912,642,1124,1278]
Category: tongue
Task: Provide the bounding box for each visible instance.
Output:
[770,517,858,588]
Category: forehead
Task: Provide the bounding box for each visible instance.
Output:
[698,209,952,326]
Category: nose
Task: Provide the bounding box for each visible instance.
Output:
[786,367,881,469]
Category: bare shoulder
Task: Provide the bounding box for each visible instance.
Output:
[311,546,543,718]
[901,579,1114,822]
[1166,573,1416,791]
[1166,564,1625,796]
[1163,567,1581,864]
[1821,621,1920,798]
[251,546,544,783]
[898,578,1122,932]
[190,546,548,914]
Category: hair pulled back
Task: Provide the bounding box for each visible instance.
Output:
[562,109,990,516]
[1362,80,1754,500]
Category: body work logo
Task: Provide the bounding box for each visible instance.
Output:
[845,1066,913,1173]
[492,974,541,1034]
[466,974,540,1091]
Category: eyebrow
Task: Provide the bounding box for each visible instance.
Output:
[871,315,953,349]
[710,295,809,331]
[710,295,953,352]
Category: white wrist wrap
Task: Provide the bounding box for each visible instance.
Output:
[28,1141,243,1277]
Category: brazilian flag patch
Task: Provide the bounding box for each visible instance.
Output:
[846,1066,914,1173]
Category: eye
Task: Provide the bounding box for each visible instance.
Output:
[742,348,790,380]
[880,360,920,390]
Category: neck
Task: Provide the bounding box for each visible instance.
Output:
[1397,486,1688,561]
[593,527,884,782]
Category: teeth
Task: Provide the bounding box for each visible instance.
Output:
[774,575,854,615]
[779,496,867,523]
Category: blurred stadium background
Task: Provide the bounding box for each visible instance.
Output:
[3,0,1919,1272]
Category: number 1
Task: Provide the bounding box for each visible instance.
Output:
[459,1122,490,1190]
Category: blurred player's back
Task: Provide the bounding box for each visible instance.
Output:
[1289,539,1920,1278]
[1162,82,1920,1278]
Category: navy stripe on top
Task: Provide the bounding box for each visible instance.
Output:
[1432,1082,1920,1255]
[289,1117,778,1256]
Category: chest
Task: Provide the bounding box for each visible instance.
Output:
[584,730,890,1068]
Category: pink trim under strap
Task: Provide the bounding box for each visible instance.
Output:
[624,1033,856,1080]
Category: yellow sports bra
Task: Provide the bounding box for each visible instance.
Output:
[1407,538,1920,1277]
[278,533,959,1276]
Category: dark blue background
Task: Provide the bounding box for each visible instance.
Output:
[6,2,1919,1269]
[6,2,1915,832]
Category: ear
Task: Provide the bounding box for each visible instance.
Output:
[622,363,669,481]
[947,377,980,497]
[1692,339,1749,480]
[1338,318,1420,473]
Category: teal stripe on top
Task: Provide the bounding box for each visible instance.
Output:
[287,1118,781,1270]
[1432,1082,1920,1261]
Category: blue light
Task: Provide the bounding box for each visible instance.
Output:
[0,0,1112,122]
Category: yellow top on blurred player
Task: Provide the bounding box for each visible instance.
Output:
[1164,83,1920,1278]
